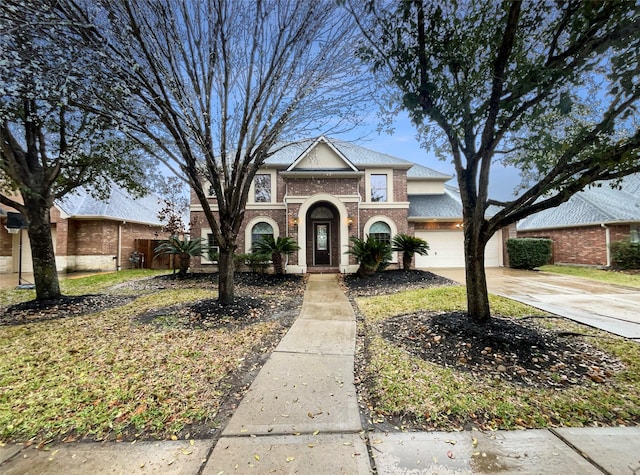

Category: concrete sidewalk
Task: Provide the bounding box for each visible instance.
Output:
[1,273,639,474]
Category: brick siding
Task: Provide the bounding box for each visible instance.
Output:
[518,224,631,266]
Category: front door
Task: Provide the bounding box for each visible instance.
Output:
[314,222,330,265]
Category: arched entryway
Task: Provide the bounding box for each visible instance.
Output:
[306,202,339,269]
[294,193,353,273]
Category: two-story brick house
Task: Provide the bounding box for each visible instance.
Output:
[190,136,506,273]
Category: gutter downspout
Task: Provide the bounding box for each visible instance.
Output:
[601,223,611,267]
[117,221,125,271]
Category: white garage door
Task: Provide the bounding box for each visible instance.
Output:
[414,231,501,268]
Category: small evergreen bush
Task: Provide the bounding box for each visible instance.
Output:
[507,238,552,269]
[610,240,640,270]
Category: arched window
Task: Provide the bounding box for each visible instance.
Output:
[251,222,274,246]
[369,221,391,244]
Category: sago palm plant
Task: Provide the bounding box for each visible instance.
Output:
[154,236,204,276]
[251,236,300,275]
[391,233,429,270]
[346,235,392,277]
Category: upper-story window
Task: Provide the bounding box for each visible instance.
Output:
[254,174,271,202]
[370,174,388,202]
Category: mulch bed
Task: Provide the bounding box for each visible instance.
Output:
[342,269,624,390]
[342,269,455,296]
[1,273,306,329]
[382,311,621,389]
[0,295,135,326]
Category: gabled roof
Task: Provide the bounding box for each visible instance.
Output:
[285,136,359,172]
[265,136,419,169]
[518,174,640,231]
[56,183,164,226]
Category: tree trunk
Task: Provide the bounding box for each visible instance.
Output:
[463,224,491,323]
[403,252,412,271]
[218,248,235,304]
[272,252,283,275]
[178,253,190,276]
[24,200,61,300]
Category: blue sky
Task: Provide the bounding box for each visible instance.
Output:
[335,110,524,203]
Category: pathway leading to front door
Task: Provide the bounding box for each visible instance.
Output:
[203,274,370,473]
[431,267,640,341]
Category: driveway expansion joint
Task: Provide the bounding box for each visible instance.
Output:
[549,428,610,475]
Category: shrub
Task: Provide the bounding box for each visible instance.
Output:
[245,252,272,273]
[154,237,204,276]
[346,235,392,277]
[391,233,429,270]
[507,238,552,269]
[251,236,300,275]
[610,240,640,270]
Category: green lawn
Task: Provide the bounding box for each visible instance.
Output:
[0,271,295,443]
[538,265,640,288]
[355,285,640,431]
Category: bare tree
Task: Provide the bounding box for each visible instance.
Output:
[0,1,153,299]
[351,0,640,322]
[59,0,368,303]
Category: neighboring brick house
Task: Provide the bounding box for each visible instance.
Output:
[190,136,506,273]
[0,184,165,274]
[517,174,640,267]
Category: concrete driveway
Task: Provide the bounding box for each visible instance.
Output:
[430,267,640,342]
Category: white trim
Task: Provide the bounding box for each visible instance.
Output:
[360,202,409,209]
[244,216,280,253]
[363,215,399,263]
[246,203,287,210]
[365,169,394,203]
[190,204,219,212]
[296,193,351,271]
[285,195,360,204]
[248,169,277,204]
[200,228,215,264]
[286,135,359,172]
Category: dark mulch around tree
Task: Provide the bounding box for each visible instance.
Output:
[382,311,622,389]
[342,269,455,296]
[134,272,306,329]
[0,294,135,326]
[0,272,305,329]
[343,269,631,431]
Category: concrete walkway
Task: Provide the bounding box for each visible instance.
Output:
[203,273,369,473]
[431,267,640,342]
[2,273,639,474]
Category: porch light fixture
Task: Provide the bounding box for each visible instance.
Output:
[347,216,354,226]
[292,215,298,226]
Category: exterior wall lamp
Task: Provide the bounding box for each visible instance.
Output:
[347,216,354,227]
[292,215,298,226]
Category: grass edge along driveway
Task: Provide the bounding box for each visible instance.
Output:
[354,285,640,431]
